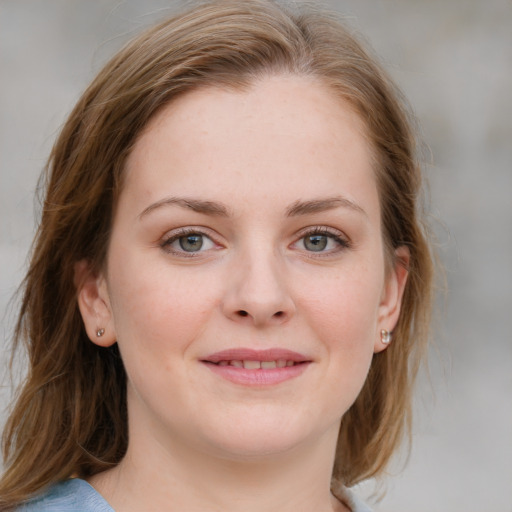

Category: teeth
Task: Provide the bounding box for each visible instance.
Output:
[243,360,261,370]
[216,360,297,369]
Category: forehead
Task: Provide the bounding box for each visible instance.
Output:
[121,74,378,218]
[137,74,370,154]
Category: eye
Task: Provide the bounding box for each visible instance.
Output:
[161,229,217,255]
[293,228,350,254]
[303,234,331,252]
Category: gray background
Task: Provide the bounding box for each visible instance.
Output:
[1,1,511,510]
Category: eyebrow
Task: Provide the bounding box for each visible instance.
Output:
[138,195,366,220]
[285,196,367,217]
[138,197,230,219]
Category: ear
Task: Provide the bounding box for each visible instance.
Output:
[75,260,117,347]
[374,246,410,353]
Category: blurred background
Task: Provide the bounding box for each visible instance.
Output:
[1,1,511,510]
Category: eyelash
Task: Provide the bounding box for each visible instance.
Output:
[159,226,351,257]
[295,226,351,255]
[160,227,220,257]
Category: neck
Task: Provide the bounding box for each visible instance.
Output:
[89,421,347,512]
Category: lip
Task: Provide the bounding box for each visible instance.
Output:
[201,348,312,386]
[203,348,310,363]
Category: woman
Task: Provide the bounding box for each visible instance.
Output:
[0,1,434,510]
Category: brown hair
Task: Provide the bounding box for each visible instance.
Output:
[1,0,434,507]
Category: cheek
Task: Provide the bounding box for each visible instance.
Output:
[301,263,382,336]
[107,255,220,362]
[297,265,383,385]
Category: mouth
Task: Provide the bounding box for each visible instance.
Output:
[201,348,311,386]
[212,359,301,369]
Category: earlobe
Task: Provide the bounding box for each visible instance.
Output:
[74,260,116,347]
[374,246,410,353]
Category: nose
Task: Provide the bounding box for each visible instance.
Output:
[221,250,296,327]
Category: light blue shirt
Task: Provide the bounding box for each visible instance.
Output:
[18,478,372,511]
[18,479,113,511]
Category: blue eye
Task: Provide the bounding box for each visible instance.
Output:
[296,229,350,253]
[303,234,329,251]
[162,230,216,254]
[178,234,205,252]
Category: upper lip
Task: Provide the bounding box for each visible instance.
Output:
[202,348,311,363]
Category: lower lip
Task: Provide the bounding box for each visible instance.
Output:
[203,362,310,386]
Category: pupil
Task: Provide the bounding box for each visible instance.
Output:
[179,235,203,252]
[305,235,327,251]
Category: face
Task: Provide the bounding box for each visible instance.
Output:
[78,75,408,461]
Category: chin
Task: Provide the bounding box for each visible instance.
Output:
[199,412,332,462]
[210,435,304,462]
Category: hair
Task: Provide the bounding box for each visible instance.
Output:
[0,0,434,508]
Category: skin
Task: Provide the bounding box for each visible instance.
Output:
[77,74,408,512]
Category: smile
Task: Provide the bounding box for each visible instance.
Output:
[201,348,311,386]
[215,359,299,369]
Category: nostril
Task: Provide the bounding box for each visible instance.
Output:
[274,311,284,318]
[237,310,249,317]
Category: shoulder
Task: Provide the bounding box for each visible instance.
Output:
[17,479,113,512]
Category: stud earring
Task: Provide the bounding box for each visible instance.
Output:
[96,328,105,337]
[380,329,392,344]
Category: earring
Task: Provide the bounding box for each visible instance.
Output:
[380,329,392,344]
[96,328,105,337]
